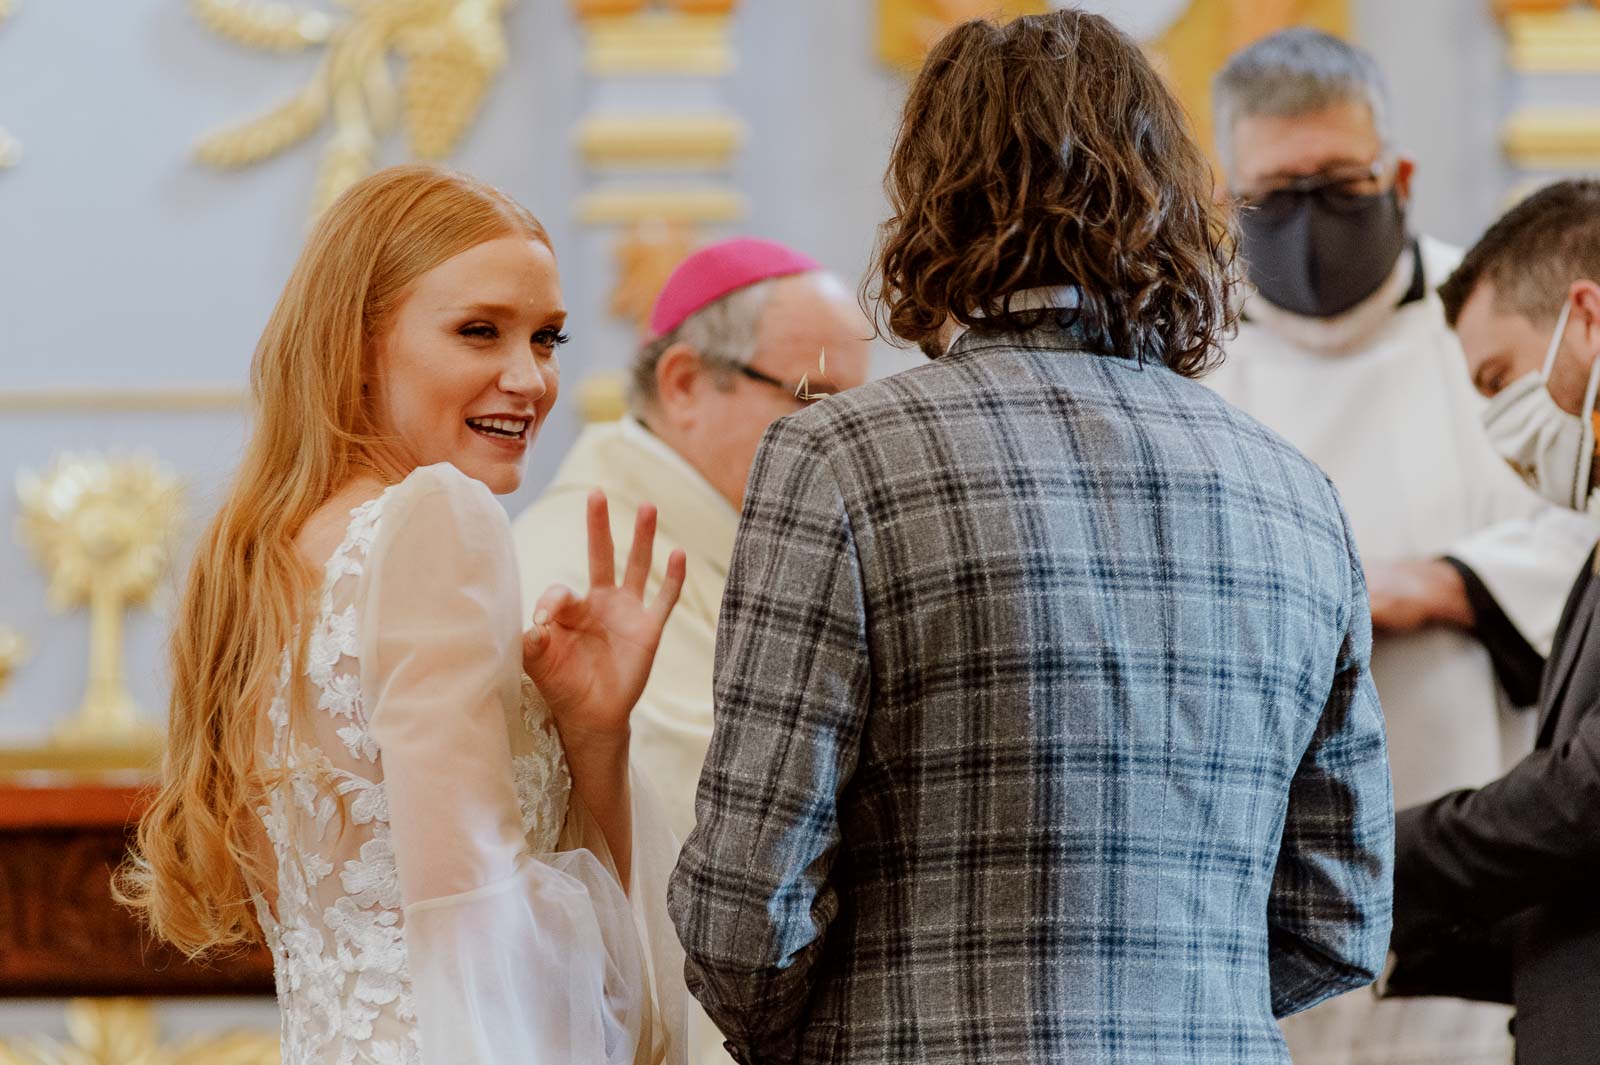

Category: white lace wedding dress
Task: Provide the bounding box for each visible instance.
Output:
[250,463,685,1065]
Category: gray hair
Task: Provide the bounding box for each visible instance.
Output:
[1212,28,1392,173]
[627,271,861,416]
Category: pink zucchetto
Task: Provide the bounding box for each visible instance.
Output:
[648,237,822,338]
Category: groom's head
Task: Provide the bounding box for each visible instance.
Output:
[870,9,1237,377]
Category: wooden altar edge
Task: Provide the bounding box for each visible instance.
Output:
[0,781,276,997]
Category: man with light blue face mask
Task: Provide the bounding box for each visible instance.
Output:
[1382,178,1600,1065]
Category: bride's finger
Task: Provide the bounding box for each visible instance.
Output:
[650,548,688,625]
[621,502,657,598]
[586,490,615,589]
[532,584,583,631]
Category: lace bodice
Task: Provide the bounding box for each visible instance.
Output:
[253,479,572,1065]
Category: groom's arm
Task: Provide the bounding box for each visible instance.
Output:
[668,416,871,1065]
[1268,499,1394,1018]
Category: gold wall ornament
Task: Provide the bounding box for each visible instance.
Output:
[873,0,1348,172]
[608,219,699,331]
[0,627,28,696]
[0,998,279,1065]
[577,185,745,223]
[0,0,18,169]
[192,0,513,215]
[579,113,744,169]
[1503,105,1600,167]
[1506,9,1600,71]
[582,12,733,75]
[578,372,628,423]
[15,453,183,748]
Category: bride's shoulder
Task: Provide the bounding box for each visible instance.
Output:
[383,463,503,522]
[369,463,511,562]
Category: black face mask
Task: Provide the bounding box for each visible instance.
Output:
[1238,185,1408,319]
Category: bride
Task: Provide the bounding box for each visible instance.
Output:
[120,165,688,1064]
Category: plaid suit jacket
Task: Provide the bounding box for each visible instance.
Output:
[668,324,1394,1065]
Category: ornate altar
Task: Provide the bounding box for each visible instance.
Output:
[0,454,278,1058]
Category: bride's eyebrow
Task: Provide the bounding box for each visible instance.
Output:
[446,301,521,318]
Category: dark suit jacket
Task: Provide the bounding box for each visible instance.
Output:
[1388,548,1600,1064]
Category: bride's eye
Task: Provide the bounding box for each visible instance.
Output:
[460,323,498,340]
[533,328,570,350]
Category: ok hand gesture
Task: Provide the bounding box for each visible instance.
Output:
[521,490,687,748]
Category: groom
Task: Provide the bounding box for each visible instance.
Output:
[668,11,1394,1065]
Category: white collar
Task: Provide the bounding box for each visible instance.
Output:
[950,286,1081,348]
[618,415,740,522]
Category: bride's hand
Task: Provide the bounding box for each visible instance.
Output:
[522,490,687,747]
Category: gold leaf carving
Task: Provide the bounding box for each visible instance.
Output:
[193,0,512,216]
[195,80,329,166]
[192,0,334,50]
[0,0,16,168]
[0,999,279,1065]
[396,1,508,159]
[609,219,698,331]
[0,627,27,695]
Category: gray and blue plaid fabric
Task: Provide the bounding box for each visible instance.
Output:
[669,325,1394,1065]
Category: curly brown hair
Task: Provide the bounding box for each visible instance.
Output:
[869,10,1238,377]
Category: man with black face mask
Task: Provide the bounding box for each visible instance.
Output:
[1206,29,1597,1065]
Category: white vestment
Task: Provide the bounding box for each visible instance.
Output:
[514,417,739,1065]
[1207,237,1598,1065]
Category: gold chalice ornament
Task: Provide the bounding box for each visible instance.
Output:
[16,453,182,748]
[0,626,28,695]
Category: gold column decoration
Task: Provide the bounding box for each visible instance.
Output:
[1505,8,1600,71]
[0,0,19,168]
[875,1,1348,170]
[0,627,27,696]
[579,114,744,168]
[609,220,700,331]
[191,0,513,215]
[570,0,745,325]
[1497,2,1600,171]
[1147,0,1347,169]
[0,998,279,1065]
[15,454,182,748]
[877,0,1047,70]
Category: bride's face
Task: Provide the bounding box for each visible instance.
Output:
[369,235,565,494]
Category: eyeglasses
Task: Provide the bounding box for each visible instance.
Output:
[712,360,837,402]
[1233,161,1390,210]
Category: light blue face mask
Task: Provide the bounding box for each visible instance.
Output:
[1480,299,1600,513]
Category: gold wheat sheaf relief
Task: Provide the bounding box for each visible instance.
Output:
[192,0,510,215]
[0,0,19,168]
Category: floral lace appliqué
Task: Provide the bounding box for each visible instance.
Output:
[252,489,570,1064]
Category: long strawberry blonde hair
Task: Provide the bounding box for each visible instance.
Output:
[119,165,550,955]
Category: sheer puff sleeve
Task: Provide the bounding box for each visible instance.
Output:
[359,463,670,1065]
